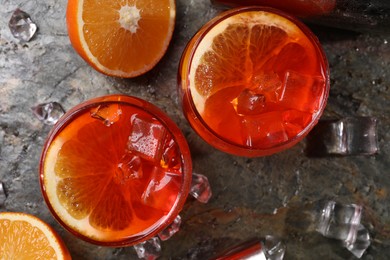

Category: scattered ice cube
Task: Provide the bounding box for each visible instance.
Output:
[190,172,212,203]
[133,237,161,260]
[128,114,167,162]
[0,182,6,206]
[8,9,38,42]
[315,200,362,245]
[241,112,288,148]
[264,235,286,260]
[344,224,371,258]
[141,166,180,212]
[115,153,142,184]
[279,71,325,113]
[31,102,65,125]
[158,215,182,241]
[305,117,378,157]
[90,104,122,126]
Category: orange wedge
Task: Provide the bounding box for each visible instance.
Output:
[66,0,176,78]
[0,212,71,259]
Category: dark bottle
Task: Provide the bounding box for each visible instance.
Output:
[211,0,390,34]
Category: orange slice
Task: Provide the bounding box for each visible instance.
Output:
[0,212,71,259]
[66,0,176,78]
[189,9,321,114]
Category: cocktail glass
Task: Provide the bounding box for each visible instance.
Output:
[178,7,330,157]
[39,94,193,247]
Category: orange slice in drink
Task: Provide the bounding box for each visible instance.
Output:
[0,212,71,259]
[66,0,176,78]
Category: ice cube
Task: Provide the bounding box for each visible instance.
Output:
[8,9,38,42]
[241,112,288,148]
[128,114,167,162]
[344,224,371,258]
[0,182,6,206]
[279,71,325,113]
[160,135,181,171]
[133,237,161,260]
[305,117,378,157]
[31,102,65,125]
[115,153,142,184]
[264,235,286,260]
[141,166,180,213]
[315,200,362,244]
[90,104,122,126]
[282,110,313,137]
[190,172,212,203]
[231,89,266,116]
[158,215,182,241]
[252,72,283,102]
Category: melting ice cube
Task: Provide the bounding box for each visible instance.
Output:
[141,167,180,213]
[279,71,325,113]
[133,237,161,260]
[8,9,38,42]
[128,114,167,162]
[158,215,182,241]
[90,104,122,126]
[31,102,65,125]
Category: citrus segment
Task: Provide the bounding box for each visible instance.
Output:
[0,212,71,260]
[186,8,328,152]
[41,99,189,244]
[66,0,176,77]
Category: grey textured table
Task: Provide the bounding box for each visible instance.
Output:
[1,0,389,259]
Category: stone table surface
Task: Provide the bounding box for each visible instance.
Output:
[1,0,389,259]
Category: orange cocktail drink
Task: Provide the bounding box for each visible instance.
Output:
[178,7,330,157]
[39,95,192,246]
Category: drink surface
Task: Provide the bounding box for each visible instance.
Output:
[180,7,329,156]
[40,96,190,245]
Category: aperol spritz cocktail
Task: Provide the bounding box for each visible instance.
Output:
[178,7,330,157]
[39,95,192,246]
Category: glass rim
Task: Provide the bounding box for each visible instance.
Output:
[39,94,192,246]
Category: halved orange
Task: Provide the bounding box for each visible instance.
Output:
[0,212,71,259]
[66,0,176,78]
